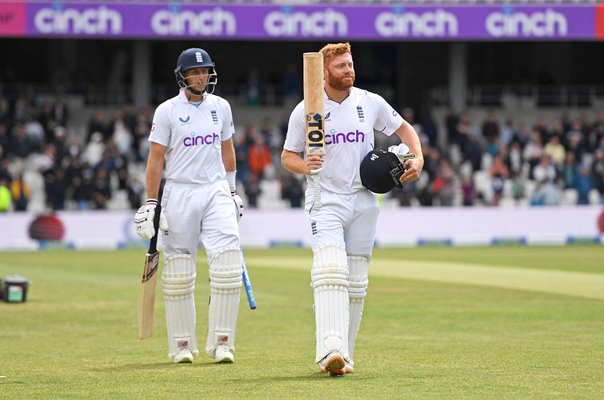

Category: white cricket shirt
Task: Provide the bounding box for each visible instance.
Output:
[149,89,235,185]
[284,86,404,194]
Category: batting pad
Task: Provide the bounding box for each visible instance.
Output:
[162,254,198,360]
[311,243,350,362]
[347,255,369,365]
[206,247,242,357]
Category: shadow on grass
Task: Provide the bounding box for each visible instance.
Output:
[90,362,223,372]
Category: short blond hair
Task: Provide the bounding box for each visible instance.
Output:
[319,42,352,68]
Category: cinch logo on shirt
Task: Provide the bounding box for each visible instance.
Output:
[325,129,366,145]
[183,132,219,147]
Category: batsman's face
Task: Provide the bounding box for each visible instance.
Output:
[184,67,210,91]
[326,53,355,91]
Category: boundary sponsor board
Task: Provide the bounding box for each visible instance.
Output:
[0,207,601,249]
[2,2,596,40]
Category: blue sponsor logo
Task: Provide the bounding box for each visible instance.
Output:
[325,129,366,145]
[183,132,219,147]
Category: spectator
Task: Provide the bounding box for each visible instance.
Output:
[44,168,68,210]
[234,133,249,189]
[83,132,105,167]
[543,135,565,169]
[11,174,31,211]
[245,173,261,208]
[500,117,516,148]
[523,130,543,179]
[432,158,455,206]
[91,167,111,209]
[86,111,108,143]
[489,154,509,206]
[591,149,604,204]
[504,140,524,177]
[561,153,579,189]
[460,174,475,206]
[575,161,593,205]
[481,111,500,152]
[280,172,304,208]
[10,123,34,159]
[533,155,557,184]
[530,180,561,206]
[247,135,271,180]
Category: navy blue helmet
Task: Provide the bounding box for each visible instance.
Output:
[360,149,405,194]
[174,48,218,95]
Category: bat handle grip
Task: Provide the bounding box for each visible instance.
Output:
[311,172,321,211]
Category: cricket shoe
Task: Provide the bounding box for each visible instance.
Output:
[173,348,194,364]
[319,352,346,377]
[344,363,354,374]
[214,344,234,364]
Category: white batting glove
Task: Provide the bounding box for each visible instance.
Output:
[134,199,169,239]
[232,192,244,222]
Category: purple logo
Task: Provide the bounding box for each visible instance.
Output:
[183,132,219,147]
[325,129,366,145]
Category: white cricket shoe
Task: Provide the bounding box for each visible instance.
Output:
[173,348,193,364]
[344,363,354,374]
[214,345,234,363]
[319,353,346,377]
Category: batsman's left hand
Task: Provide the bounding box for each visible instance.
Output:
[232,192,244,222]
[134,200,169,239]
[400,158,424,184]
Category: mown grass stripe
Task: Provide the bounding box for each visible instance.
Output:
[248,257,604,300]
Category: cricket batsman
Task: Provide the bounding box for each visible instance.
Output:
[134,47,245,364]
[281,42,424,376]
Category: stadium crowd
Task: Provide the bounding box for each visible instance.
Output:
[0,93,603,212]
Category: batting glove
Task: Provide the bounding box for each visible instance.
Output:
[134,199,169,240]
[232,192,244,222]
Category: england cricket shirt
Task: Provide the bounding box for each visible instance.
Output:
[149,89,235,185]
[284,86,404,194]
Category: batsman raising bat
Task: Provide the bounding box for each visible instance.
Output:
[134,47,245,364]
[281,43,424,376]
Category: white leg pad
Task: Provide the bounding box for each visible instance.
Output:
[162,254,198,361]
[206,247,242,358]
[312,243,350,363]
[348,255,369,366]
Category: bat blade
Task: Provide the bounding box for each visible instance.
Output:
[303,52,325,159]
[138,250,160,339]
[137,203,162,340]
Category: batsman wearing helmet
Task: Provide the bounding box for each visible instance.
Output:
[134,48,245,364]
[281,42,424,376]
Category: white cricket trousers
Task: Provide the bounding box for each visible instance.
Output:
[160,180,240,261]
[305,189,379,256]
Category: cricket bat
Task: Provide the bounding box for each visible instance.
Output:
[138,203,162,339]
[241,251,256,310]
[303,52,325,210]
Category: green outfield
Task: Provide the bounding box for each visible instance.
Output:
[1,246,603,399]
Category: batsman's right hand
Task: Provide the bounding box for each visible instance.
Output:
[134,200,169,240]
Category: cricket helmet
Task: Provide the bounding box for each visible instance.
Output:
[174,48,218,95]
[359,149,405,194]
